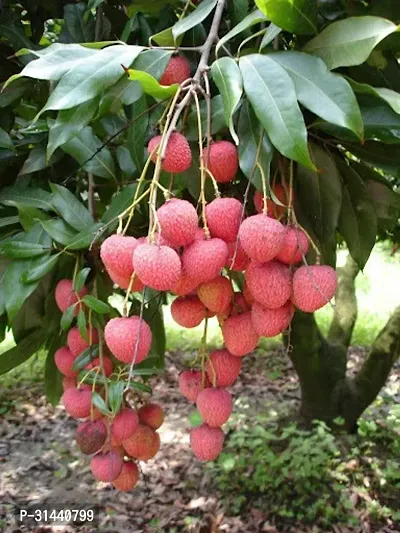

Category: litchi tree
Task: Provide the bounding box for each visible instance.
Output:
[1,0,400,480]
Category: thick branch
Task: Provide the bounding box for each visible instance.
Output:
[328,253,359,347]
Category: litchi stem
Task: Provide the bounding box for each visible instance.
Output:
[257,161,268,215]
[288,159,294,223]
[122,272,138,317]
[203,70,212,156]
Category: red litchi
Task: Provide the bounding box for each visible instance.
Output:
[148,132,192,174]
[179,369,210,402]
[243,282,255,306]
[156,199,198,247]
[222,312,259,357]
[76,420,107,455]
[239,214,285,263]
[206,349,242,387]
[123,424,159,461]
[138,403,164,430]
[292,265,337,312]
[246,261,291,309]
[170,272,199,296]
[110,408,139,444]
[190,423,224,461]
[112,461,139,492]
[217,292,250,323]
[55,279,87,316]
[62,387,92,419]
[204,141,238,183]
[251,301,294,337]
[107,268,144,292]
[181,238,228,285]
[205,198,242,242]
[276,227,309,265]
[133,243,181,291]
[100,235,144,291]
[62,376,77,391]
[196,388,232,427]
[91,450,123,482]
[104,316,152,365]
[160,55,191,86]
[197,276,233,314]
[148,431,161,459]
[225,240,250,271]
[55,346,77,378]
[171,295,206,328]
[67,327,99,357]
[85,356,114,377]
[254,183,293,218]
[194,228,206,241]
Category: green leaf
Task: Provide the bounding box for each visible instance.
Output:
[0,216,19,229]
[82,295,110,314]
[88,0,104,9]
[47,98,99,160]
[151,27,182,47]
[128,381,152,393]
[74,268,91,293]
[45,335,63,406]
[127,0,176,16]
[0,185,54,212]
[0,240,49,259]
[60,305,76,331]
[211,58,243,145]
[108,381,124,414]
[228,0,249,27]
[239,54,314,169]
[186,95,226,141]
[0,78,30,108]
[0,128,14,151]
[255,0,317,34]
[336,159,377,270]
[50,183,93,232]
[77,309,87,341]
[117,146,136,176]
[0,329,46,375]
[61,126,116,180]
[21,254,60,284]
[64,2,95,43]
[142,301,165,368]
[72,345,99,372]
[19,147,48,176]
[101,184,137,224]
[359,94,400,143]
[128,94,148,173]
[92,391,111,416]
[348,80,400,115]
[271,52,363,138]
[303,16,398,70]
[132,49,173,80]
[216,9,267,54]
[66,223,104,250]
[260,23,282,50]
[237,100,274,192]
[41,219,78,246]
[128,70,178,99]
[172,0,218,40]
[98,77,142,117]
[17,206,50,232]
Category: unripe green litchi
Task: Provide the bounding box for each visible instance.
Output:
[156,199,198,247]
[179,369,210,402]
[251,301,294,337]
[55,279,87,316]
[239,214,285,263]
[138,403,164,430]
[91,450,123,482]
[206,349,242,387]
[133,243,181,291]
[205,197,242,242]
[76,420,107,455]
[190,423,224,461]
[196,387,232,427]
[160,55,191,86]
[55,346,77,378]
[222,312,259,357]
[62,387,92,419]
[181,238,228,285]
[67,327,99,357]
[148,132,192,174]
[246,261,291,309]
[104,316,152,365]
[292,265,337,312]
[112,461,139,492]
[204,141,238,183]
[171,295,206,328]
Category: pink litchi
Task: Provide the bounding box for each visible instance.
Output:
[204,141,238,183]
[148,132,192,174]
[110,408,139,444]
[225,240,250,271]
[138,403,164,430]
[196,387,232,427]
[276,227,309,265]
[254,184,293,219]
[205,197,242,242]
[246,261,291,309]
[239,214,285,263]
[171,295,206,328]
[179,369,210,402]
[170,272,199,296]
[55,346,77,378]
[55,279,87,316]
[160,55,191,86]
[190,423,224,461]
[67,327,99,357]
[100,234,143,290]
[222,312,259,357]
[156,199,198,247]
[133,243,181,291]
[197,276,233,314]
[292,265,337,312]
[181,238,228,285]
[251,301,294,337]
[206,349,242,387]
[85,356,114,377]
[91,450,123,482]
[104,316,152,365]
[62,387,92,419]
[112,461,139,491]
[123,424,159,461]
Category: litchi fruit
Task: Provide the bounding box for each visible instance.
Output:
[196,387,232,427]
[55,279,87,316]
[160,55,191,86]
[251,301,294,337]
[246,261,291,309]
[292,265,337,312]
[62,387,92,419]
[85,356,114,377]
[204,141,238,183]
[171,295,206,328]
[138,403,164,430]
[55,346,77,378]
[222,312,259,357]
[148,132,192,174]
[254,183,293,218]
[67,327,99,357]
[76,420,107,455]
[239,214,285,263]
[225,240,250,271]
[156,199,198,247]
[62,376,77,391]
[104,316,152,364]
[133,243,181,291]
[205,198,242,242]
[197,276,233,314]
[179,369,210,402]
[112,461,139,492]
[217,292,249,322]
[276,227,309,265]
[190,423,224,461]
[123,424,159,461]
[181,238,228,285]
[110,408,139,444]
[243,282,255,306]
[206,349,242,387]
[100,235,143,291]
[91,450,123,482]
[170,272,199,296]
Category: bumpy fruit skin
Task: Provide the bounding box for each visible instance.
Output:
[123,425,159,460]
[133,243,181,291]
[112,461,139,492]
[91,450,123,482]
[276,227,309,265]
[62,376,77,391]
[205,198,242,242]
[160,55,191,86]
[104,316,152,364]
[196,388,232,427]
[170,272,199,296]
[206,349,242,388]
[85,356,113,377]
[62,387,92,419]
[218,292,249,322]
[111,408,139,444]
[171,295,206,328]
[55,279,87,316]
[190,423,224,461]
[292,265,338,312]
[156,199,198,247]
[138,403,164,430]
[243,282,255,306]
[182,238,228,285]
[197,276,233,314]
[239,214,285,263]
[148,132,192,174]
[76,420,107,455]
[254,184,293,218]
[100,235,143,291]
[251,301,294,337]
[179,369,210,402]
[55,346,77,378]
[246,261,291,309]
[204,141,238,183]
[226,241,250,271]
[67,327,99,357]
[222,312,259,357]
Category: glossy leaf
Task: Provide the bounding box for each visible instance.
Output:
[108,381,124,414]
[260,23,282,50]
[0,241,49,259]
[0,128,14,150]
[128,94,148,172]
[77,309,87,342]
[344,141,400,178]
[172,0,218,40]
[0,185,54,212]
[98,77,142,117]
[255,0,317,34]
[92,391,111,416]
[216,9,267,54]
[132,49,173,80]
[101,184,136,224]
[116,146,136,176]
[72,345,99,371]
[348,79,400,115]
[128,70,178,99]
[359,95,400,143]
[50,183,93,232]
[21,254,60,284]
[74,268,91,293]
[19,147,48,175]
[0,329,46,375]
[45,335,63,406]
[64,3,95,43]
[60,305,76,331]
[66,223,104,250]
[41,219,77,246]
[82,295,110,314]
